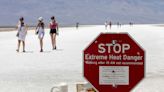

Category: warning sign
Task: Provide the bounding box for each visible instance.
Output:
[83,33,145,92]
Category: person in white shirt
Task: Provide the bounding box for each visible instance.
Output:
[35,17,45,52]
[16,17,27,52]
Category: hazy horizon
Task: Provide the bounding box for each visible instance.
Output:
[0,0,164,26]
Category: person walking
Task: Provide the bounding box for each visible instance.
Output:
[105,21,108,30]
[76,22,79,29]
[36,17,45,52]
[16,17,27,52]
[49,16,58,50]
[109,21,112,29]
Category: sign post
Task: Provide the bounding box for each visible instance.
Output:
[83,33,145,92]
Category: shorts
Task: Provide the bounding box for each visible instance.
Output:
[50,29,57,34]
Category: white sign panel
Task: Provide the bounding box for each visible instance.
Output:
[99,66,129,85]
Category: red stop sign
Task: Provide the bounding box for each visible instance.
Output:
[83,33,145,92]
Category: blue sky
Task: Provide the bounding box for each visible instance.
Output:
[0,0,164,26]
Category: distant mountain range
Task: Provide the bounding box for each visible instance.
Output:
[0,0,164,26]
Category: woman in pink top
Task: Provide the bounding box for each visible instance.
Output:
[49,16,58,50]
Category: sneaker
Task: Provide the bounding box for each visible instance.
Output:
[53,46,57,50]
[16,49,19,52]
[40,49,43,52]
[23,50,26,53]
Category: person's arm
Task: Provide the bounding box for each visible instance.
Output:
[16,24,18,30]
[49,22,51,29]
[56,23,59,31]
[36,23,39,30]
[25,24,28,34]
[43,23,45,30]
[35,23,39,34]
[16,22,19,30]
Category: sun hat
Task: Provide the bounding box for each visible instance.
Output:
[38,17,43,21]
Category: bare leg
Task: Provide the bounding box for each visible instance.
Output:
[53,34,56,49]
[50,33,54,49]
[40,39,43,52]
[22,41,25,52]
[16,40,21,52]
